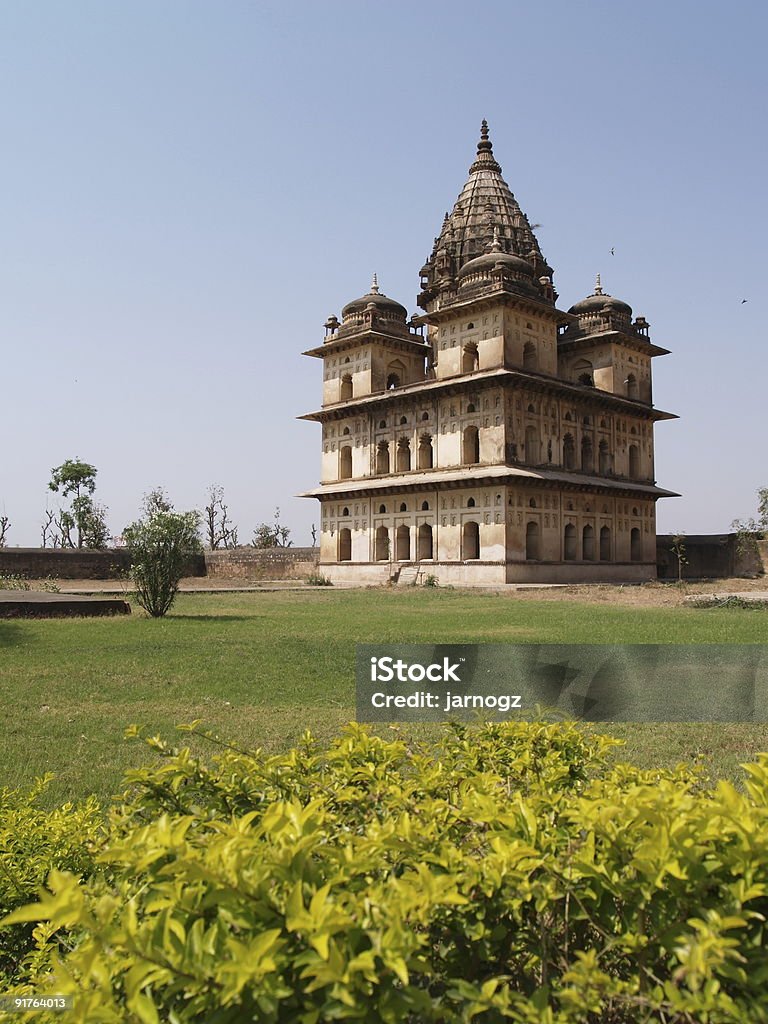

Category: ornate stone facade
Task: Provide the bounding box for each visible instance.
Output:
[301,123,676,585]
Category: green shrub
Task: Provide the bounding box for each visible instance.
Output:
[0,778,103,989]
[4,723,768,1022]
[306,572,333,586]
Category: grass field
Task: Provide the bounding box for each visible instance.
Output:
[2,588,767,806]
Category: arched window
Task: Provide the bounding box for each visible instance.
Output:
[375,526,389,561]
[421,501,430,511]
[564,523,577,561]
[379,419,387,429]
[340,374,353,401]
[338,528,352,562]
[467,403,475,413]
[462,344,479,373]
[467,497,476,508]
[339,445,352,480]
[342,507,350,517]
[462,521,480,560]
[396,524,410,561]
[463,425,480,465]
[399,502,407,512]
[581,436,594,473]
[582,524,595,561]
[599,440,610,475]
[631,527,642,561]
[418,435,434,469]
[563,434,576,470]
[418,523,433,560]
[626,373,638,399]
[396,439,411,472]
[376,442,390,475]
[387,360,405,390]
[600,526,611,561]
[400,416,408,425]
[525,426,540,465]
[573,358,593,386]
[525,521,540,560]
[523,341,537,370]
[421,411,429,421]
[378,504,386,514]
[629,444,640,480]
[342,426,350,435]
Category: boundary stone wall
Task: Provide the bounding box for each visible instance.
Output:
[204,547,319,580]
[656,534,767,580]
[0,548,205,580]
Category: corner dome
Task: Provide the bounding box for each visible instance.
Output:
[341,275,407,320]
[569,275,632,318]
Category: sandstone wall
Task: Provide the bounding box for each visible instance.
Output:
[203,547,319,580]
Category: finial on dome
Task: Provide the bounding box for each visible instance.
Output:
[477,118,493,153]
[490,225,502,252]
[594,273,603,295]
[371,273,379,295]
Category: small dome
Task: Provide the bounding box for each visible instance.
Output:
[458,248,534,279]
[569,275,632,317]
[341,274,407,320]
[458,230,534,280]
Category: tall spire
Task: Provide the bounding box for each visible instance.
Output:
[595,273,603,295]
[370,272,379,294]
[418,123,555,310]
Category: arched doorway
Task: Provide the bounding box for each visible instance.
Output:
[375,526,389,561]
[463,426,480,465]
[564,523,577,560]
[631,527,642,561]
[582,524,595,560]
[462,521,480,560]
[339,446,352,480]
[338,528,351,562]
[417,523,433,560]
[600,526,611,561]
[396,525,410,561]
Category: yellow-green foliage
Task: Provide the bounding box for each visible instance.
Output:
[0,777,102,988]
[4,722,768,1022]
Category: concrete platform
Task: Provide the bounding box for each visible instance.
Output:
[0,590,131,618]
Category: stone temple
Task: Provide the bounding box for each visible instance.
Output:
[301,122,677,585]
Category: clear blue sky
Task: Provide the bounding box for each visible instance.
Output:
[2,0,766,546]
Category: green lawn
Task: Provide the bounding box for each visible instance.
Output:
[1,588,767,805]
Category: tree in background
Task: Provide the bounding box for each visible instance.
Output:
[204,485,238,549]
[123,489,202,618]
[731,487,768,565]
[670,532,688,582]
[48,459,109,549]
[251,507,292,549]
[0,515,9,548]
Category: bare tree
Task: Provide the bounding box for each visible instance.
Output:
[204,485,239,549]
[0,515,9,548]
[41,510,56,548]
[252,507,292,548]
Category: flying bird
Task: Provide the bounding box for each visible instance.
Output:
[610,247,615,256]
[741,299,748,304]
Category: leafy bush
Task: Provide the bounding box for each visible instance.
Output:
[123,489,202,618]
[306,572,333,586]
[5,723,768,1022]
[0,573,31,591]
[0,777,102,988]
